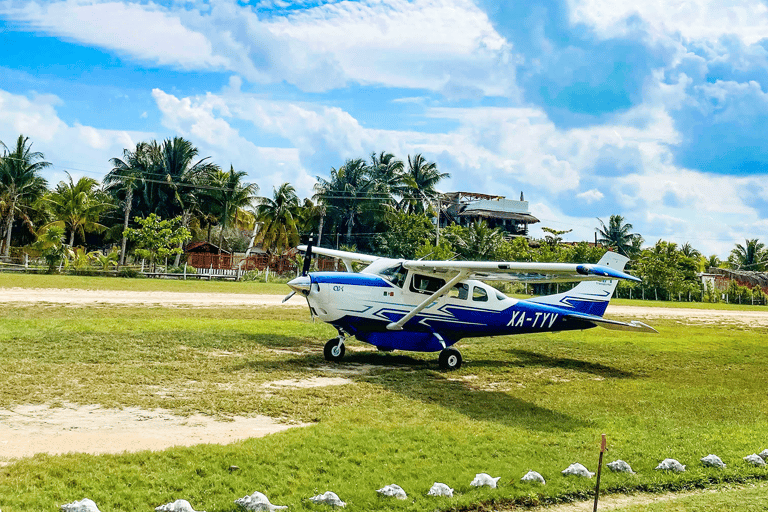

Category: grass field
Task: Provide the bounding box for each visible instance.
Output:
[1,275,768,511]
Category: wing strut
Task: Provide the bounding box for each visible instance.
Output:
[386,271,467,331]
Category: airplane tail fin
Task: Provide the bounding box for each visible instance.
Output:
[529,251,629,317]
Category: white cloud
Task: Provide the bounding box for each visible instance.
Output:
[1,1,227,69]
[1,0,518,94]
[577,189,604,203]
[0,88,151,185]
[264,0,516,95]
[569,0,768,45]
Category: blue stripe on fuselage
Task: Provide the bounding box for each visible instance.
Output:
[310,272,393,287]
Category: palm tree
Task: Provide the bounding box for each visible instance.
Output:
[155,137,220,265]
[398,154,450,215]
[106,142,154,267]
[596,215,643,257]
[729,239,766,271]
[206,165,259,254]
[297,198,326,246]
[254,182,301,255]
[449,221,504,260]
[705,254,721,270]
[680,242,701,259]
[370,151,404,196]
[0,135,50,258]
[314,159,384,245]
[43,172,112,247]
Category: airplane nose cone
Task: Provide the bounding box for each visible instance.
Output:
[287,275,311,296]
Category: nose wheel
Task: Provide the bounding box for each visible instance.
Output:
[439,347,462,371]
[324,337,346,362]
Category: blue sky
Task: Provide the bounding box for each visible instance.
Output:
[1,0,768,257]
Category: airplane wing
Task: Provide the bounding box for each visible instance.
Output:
[297,245,380,272]
[402,260,641,283]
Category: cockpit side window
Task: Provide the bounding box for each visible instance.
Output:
[448,283,469,300]
[409,274,446,294]
[378,264,408,288]
[472,286,488,302]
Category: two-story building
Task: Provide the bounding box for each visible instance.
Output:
[440,191,539,237]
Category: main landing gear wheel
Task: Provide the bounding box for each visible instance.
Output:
[438,347,462,371]
[324,338,345,362]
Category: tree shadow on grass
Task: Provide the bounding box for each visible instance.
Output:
[359,367,589,432]
[234,347,587,432]
[496,348,636,379]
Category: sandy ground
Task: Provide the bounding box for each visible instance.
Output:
[0,404,303,460]
[0,286,307,307]
[606,304,768,327]
[1,286,766,465]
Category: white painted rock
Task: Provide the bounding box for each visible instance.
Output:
[759,449,768,461]
[561,463,594,478]
[61,498,101,512]
[376,484,407,500]
[470,473,501,488]
[744,454,767,467]
[700,454,726,468]
[655,459,686,472]
[155,499,205,512]
[309,491,345,507]
[427,482,453,497]
[607,460,635,474]
[235,491,288,511]
[520,470,546,484]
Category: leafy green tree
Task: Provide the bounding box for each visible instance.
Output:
[729,239,766,271]
[0,135,50,258]
[254,183,301,255]
[415,239,455,260]
[43,172,112,247]
[541,227,572,249]
[32,225,71,273]
[596,214,643,257]
[634,240,700,301]
[124,214,191,272]
[376,212,435,259]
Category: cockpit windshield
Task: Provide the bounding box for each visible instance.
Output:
[376,264,408,288]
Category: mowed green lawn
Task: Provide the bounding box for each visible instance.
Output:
[0,276,767,511]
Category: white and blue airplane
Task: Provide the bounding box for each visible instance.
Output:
[286,243,655,370]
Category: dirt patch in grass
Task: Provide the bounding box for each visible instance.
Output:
[0,403,306,463]
[263,376,353,389]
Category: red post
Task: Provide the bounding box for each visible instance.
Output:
[593,434,606,512]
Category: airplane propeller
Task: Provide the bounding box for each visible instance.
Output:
[283,236,314,303]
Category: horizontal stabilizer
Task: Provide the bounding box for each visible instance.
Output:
[566,313,658,333]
